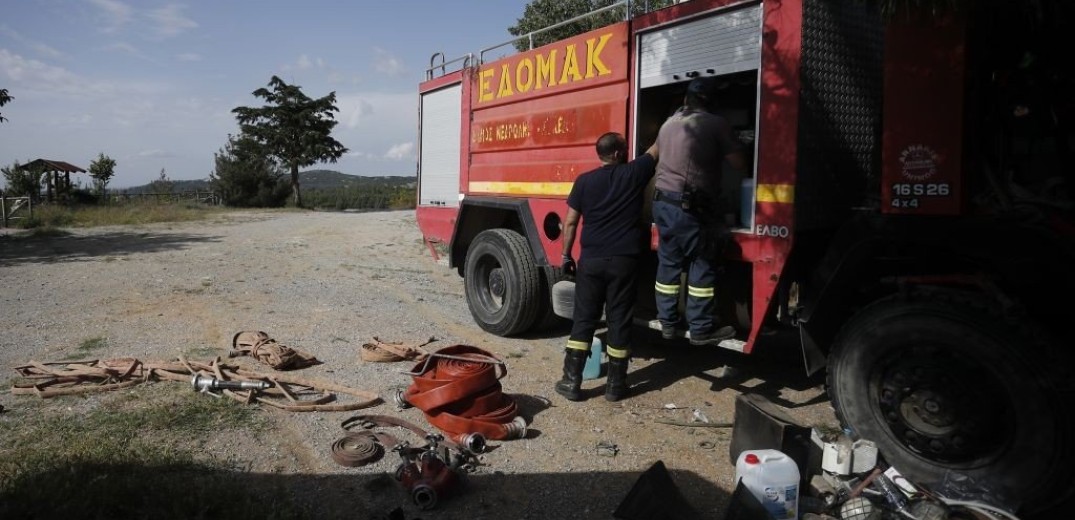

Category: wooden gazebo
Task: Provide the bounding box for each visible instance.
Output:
[17,159,86,202]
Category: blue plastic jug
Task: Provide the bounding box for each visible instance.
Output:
[582,337,603,380]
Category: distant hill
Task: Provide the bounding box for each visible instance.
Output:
[114,179,211,193]
[119,170,415,194]
[300,170,416,190]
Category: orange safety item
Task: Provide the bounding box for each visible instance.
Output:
[402,345,526,442]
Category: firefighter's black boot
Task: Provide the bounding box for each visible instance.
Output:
[555,348,588,401]
[605,356,630,402]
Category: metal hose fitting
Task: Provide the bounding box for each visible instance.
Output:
[392,387,412,409]
[502,416,528,439]
[411,483,438,510]
[456,432,487,454]
[191,374,270,392]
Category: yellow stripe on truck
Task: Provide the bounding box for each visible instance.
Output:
[755,183,795,203]
[469,181,573,196]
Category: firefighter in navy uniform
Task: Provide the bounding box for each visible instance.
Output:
[652,77,747,345]
[556,133,659,402]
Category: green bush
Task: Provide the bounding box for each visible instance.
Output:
[209,134,293,208]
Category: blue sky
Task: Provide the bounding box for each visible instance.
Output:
[0,0,529,188]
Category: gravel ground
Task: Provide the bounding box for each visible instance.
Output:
[0,210,838,519]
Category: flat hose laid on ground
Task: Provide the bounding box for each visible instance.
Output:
[331,431,402,467]
[400,345,526,443]
[11,357,381,412]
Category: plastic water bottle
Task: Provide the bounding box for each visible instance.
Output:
[735,449,799,519]
[582,337,603,380]
[740,178,755,227]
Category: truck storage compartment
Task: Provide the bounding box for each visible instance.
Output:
[636,71,758,231]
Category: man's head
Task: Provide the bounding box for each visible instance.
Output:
[595,132,628,164]
[685,77,719,111]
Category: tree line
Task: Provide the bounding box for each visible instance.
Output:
[303,185,415,211]
[8,1,637,208]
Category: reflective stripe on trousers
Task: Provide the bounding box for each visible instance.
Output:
[653,199,717,334]
[566,255,638,359]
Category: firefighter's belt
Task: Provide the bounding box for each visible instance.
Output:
[402,345,521,441]
[654,189,684,205]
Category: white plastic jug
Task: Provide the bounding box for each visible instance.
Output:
[734,449,799,519]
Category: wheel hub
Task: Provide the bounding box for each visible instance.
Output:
[488,268,506,298]
[899,389,955,435]
[877,353,1006,464]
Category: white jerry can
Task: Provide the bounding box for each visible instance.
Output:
[734,449,800,519]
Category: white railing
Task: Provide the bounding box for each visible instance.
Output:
[426,0,669,79]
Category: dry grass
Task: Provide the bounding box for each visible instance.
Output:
[16,202,231,229]
[0,384,298,519]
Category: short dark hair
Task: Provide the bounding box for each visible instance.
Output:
[685,77,718,110]
[595,132,626,160]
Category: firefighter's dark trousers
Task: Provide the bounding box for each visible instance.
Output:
[566,255,638,360]
[653,199,717,335]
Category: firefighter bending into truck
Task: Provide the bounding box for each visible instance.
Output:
[556,133,659,402]
[652,77,747,344]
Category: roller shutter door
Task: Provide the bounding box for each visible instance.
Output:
[638,3,763,89]
[418,83,462,207]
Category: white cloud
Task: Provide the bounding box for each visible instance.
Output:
[147,4,198,38]
[0,49,86,96]
[334,93,416,160]
[373,47,405,76]
[30,42,64,60]
[137,149,176,158]
[176,52,201,62]
[88,0,133,33]
[69,113,94,125]
[283,54,327,73]
[102,42,148,60]
[1,26,65,59]
[384,142,414,160]
[341,97,375,128]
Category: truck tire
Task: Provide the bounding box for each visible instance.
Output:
[827,291,1070,513]
[463,229,540,336]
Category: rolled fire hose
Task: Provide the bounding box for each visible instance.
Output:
[400,345,526,442]
[330,431,401,467]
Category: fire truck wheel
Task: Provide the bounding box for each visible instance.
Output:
[463,229,541,336]
[827,290,1070,513]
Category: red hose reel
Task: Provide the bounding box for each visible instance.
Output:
[399,345,526,444]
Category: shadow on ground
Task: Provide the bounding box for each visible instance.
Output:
[0,462,729,520]
[628,326,827,410]
[0,231,222,267]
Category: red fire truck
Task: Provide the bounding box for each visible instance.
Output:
[415,0,1073,512]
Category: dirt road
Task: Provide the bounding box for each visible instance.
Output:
[0,210,838,518]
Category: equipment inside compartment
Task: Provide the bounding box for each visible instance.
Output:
[636,70,760,230]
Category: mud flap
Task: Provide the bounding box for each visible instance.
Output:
[728,394,812,479]
[798,323,828,377]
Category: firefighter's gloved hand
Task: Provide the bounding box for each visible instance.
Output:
[561,254,576,276]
